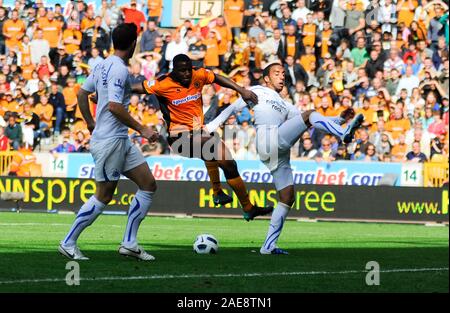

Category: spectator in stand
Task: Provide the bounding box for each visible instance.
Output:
[20,100,40,150]
[121,0,146,34]
[406,141,428,162]
[4,114,22,150]
[147,0,163,24]
[2,9,26,54]
[299,137,318,160]
[141,20,160,53]
[63,76,79,123]
[8,141,42,176]
[34,94,53,139]
[49,82,65,135]
[87,47,104,70]
[39,9,63,59]
[36,55,55,81]
[0,6,7,55]
[224,0,245,38]
[164,32,188,71]
[0,125,9,151]
[81,17,110,56]
[315,137,336,162]
[51,136,77,153]
[428,110,446,137]
[29,29,50,65]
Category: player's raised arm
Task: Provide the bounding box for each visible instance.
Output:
[213,73,258,105]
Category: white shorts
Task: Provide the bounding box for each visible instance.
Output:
[90,137,146,182]
[256,127,294,191]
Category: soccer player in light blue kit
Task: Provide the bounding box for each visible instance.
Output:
[206,63,364,254]
[59,23,159,261]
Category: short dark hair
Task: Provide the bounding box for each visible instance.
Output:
[112,23,137,51]
[173,54,192,67]
[263,63,283,78]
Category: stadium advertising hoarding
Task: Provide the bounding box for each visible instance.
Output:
[64,154,421,187]
[0,177,447,223]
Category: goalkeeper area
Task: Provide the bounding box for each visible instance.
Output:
[0,212,448,293]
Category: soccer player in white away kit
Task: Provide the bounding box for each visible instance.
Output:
[206,63,364,254]
[59,23,159,261]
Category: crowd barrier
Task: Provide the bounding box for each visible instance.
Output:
[0,177,447,224]
[424,162,449,188]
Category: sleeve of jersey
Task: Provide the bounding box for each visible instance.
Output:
[197,68,216,85]
[142,79,159,95]
[107,67,129,104]
[82,72,95,93]
[286,101,300,120]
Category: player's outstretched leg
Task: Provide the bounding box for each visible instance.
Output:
[204,98,248,134]
[308,112,364,143]
[59,192,110,260]
[205,161,233,206]
[119,162,157,261]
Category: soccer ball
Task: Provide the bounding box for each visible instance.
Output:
[193,234,219,254]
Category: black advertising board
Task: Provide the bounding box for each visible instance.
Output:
[0,177,448,223]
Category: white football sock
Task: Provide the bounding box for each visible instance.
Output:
[62,196,105,248]
[122,190,154,249]
[309,112,347,139]
[261,202,290,253]
[329,116,345,125]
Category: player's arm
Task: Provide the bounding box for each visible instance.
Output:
[78,74,96,133]
[131,80,152,94]
[107,102,157,141]
[213,73,258,104]
[110,71,158,142]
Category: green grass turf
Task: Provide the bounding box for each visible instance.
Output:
[0,212,448,293]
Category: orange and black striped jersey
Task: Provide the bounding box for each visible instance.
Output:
[142,68,215,133]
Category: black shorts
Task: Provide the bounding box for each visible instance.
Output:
[168,130,220,161]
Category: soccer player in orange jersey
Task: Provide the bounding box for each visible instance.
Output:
[132,54,273,221]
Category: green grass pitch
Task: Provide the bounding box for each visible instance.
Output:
[0,212,448,293]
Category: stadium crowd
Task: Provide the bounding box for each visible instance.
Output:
[0,0,448,167]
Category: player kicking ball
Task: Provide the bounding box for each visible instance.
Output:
[132,54,273,221]
[206,63,364,255]
[59,23,159,261]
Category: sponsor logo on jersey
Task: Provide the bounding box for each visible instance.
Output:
[171,92,202,106]
[267,99,287,113]
[114,78,124,89]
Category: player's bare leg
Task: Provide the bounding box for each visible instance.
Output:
[119,162,157,261]
[206,136,273,221]
[59,181,118,260]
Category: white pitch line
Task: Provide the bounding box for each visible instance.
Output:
[0,223,122,228]
[0,267,447,285]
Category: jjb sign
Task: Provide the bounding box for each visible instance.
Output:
[180,0,224,19]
